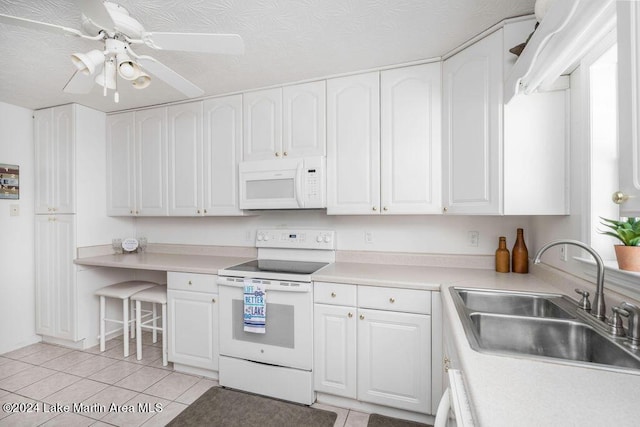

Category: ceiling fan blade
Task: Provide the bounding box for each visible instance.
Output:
[142,32,244,55]
[63,70,95,94]
[136,56,205,98]
[0,13,83,37]
[73,0,115,32]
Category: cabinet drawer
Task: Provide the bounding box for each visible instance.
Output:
[168,272,218,293]
[358,286,431,314]
[314,282,357,306]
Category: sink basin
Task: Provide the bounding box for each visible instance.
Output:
[456,288,574,319]
[450,287,640,372]
[469,313,640,370]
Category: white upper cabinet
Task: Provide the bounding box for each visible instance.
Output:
[106,108,168,216]
[244,82,326,162]
[442,20,568,215]
[283,81,326,158]
[381,63,442,214]
[203,95,245,216]
[328,65,442,215]
[327,72,381,215]
[168,102,203,216]
[34,105,76,214]
[617,1,640,216]
[243,88,283,161]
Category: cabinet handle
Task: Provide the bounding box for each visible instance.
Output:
[212,298,216,303]
[389,297,395,303]
[135,210,139,215]
[188,280,192,285]
[197,210,201,214]
[442,207,448,213]
[372,206,377,211]
[359,314,365,320]
[275,152,280,157]
[348,312,353,318]
[612,191,631,205]
[283,151,288,157]
[383,206,388,212]
[331,292,336,298]
[130,210,134,214]
[204,209,207,214]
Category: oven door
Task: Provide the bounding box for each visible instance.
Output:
[217,277,313,370]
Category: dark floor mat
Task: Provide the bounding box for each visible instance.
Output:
[367,413,433,427]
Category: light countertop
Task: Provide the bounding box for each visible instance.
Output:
[74,249,640,425]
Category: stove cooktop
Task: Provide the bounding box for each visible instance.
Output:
[224,259,329,276]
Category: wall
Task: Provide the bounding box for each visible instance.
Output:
[136,212,533,256]
[0,101,40,353]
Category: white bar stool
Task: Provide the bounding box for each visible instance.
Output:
[132,285,168,366]
[95,280,158,357]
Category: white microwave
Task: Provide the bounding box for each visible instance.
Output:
[239,157,326,210]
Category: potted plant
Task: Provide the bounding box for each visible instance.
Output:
[600,217,640,271]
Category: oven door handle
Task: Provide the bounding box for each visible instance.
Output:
[217,278,311,292]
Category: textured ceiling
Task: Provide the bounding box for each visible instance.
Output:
[0,0,534,113]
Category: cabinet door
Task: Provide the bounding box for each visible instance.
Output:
[106,112,136,216]
[203,95,245,215]
[52,106,76,214]
[34,109,54,214]
[243,88,282,161]
[617,1,640,216]
[357,308,431,414]
[327,72,381,215]
[35,214,76,340]
[168,102,203,216]
[135,108,168,216]
[168,290,219,371]
[313,304,357,399]
[283,81,326,158]
[381,64,441,214]
[442,30,502,214]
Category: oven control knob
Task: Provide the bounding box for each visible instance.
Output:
[257,233,264,241]
[264,234,270,241]
[316,235,323,243]
[323,235,332,243]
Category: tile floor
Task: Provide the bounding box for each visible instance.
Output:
[0,334,368,426]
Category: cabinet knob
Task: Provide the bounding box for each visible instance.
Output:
[188,280,192,285]
[275,152,280,157]
[372,206,377,211]
[444,356,451,372]
[348,312,353,318]
[612,191,631,205]
[359,314,365,320]
[130,210,134,214]
[331,292,336,298]
[197,210,201,214]
[389,297,395,303]
[283,151,288,157]
[212,298,216,303]
[204,209,207,214]
[443,207,448,213]
[383,206,388,212]
[135,210,139,215]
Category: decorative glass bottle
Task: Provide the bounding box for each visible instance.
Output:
[512,228,529,274]
[495,236,510,273]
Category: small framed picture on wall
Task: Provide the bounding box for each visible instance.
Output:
[0,164,19,199]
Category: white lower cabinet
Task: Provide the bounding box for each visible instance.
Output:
[168,272,219,373]
[314,282,433,414]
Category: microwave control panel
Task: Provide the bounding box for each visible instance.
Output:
[303,157,325,208]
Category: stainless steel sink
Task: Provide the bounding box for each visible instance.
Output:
[456,288,574,319]
[451,287,640,372]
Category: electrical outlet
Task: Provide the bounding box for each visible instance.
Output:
[468,231,479,247]
[365,231,374,244]
[9,204,19,216]
[560,244,568,262]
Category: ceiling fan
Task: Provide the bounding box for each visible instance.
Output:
[0,0,244,102]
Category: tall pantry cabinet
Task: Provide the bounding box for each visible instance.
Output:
[34,104,125,344]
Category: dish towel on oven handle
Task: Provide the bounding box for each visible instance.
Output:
[244,279,266,333]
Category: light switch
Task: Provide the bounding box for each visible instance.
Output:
[9,204,19,216]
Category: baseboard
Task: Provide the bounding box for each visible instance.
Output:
[173,363,219,380]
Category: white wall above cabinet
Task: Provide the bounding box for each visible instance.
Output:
[243,82,326,162]
[327,63,442,215]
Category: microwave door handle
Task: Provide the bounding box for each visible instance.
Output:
[295,162,304,208]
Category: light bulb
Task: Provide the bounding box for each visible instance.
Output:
[119,62,135,79]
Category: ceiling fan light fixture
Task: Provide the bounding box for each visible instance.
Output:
[132,72,151,89]
[70,49,104,75]
[94,58,117,90]
[116,52,141,80]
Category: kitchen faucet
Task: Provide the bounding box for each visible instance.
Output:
[533,240,606,321]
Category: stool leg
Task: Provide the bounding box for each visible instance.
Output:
[162,303,167,366]
[123,298,129,357]
[99,296,106,352]
[152,303,158,344]
[130,299,136,339]
[136,300,143,361]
